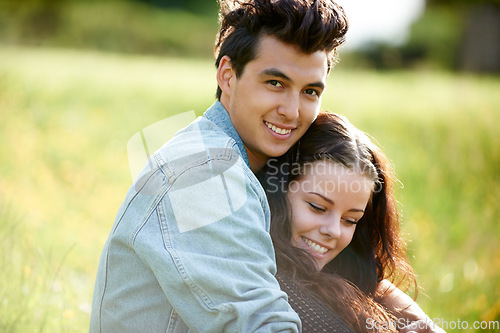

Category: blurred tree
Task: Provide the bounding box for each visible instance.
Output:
[402,5,464,70]
[425,0,500,73]
[457,4,500,73]
[0,0,218,57]
[0,0,64,43]
[346,0,500,73]
[131,0,218,16]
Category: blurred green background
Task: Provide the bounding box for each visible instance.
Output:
[0,0,499,332]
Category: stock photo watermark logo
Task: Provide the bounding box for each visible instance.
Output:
[127,110,197,181]
[126,111,246,232]
[265,158,382,194]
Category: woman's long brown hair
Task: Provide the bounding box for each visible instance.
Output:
[263,112,417,332]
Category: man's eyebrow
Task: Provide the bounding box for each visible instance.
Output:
[260,68,325,90]
[260,68,291,81]
[308,81,325,91]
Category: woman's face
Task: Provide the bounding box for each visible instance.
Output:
[287,160,373,270]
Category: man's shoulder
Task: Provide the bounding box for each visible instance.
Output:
[159,115,238,159]
[152,116,250,182]
[181,115,235,147]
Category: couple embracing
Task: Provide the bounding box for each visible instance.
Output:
[90,1,443,332]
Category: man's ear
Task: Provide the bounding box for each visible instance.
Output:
[217,55,234,97]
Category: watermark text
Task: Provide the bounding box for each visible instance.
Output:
[366,318,500,331]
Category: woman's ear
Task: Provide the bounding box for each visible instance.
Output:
[217,55,234,98]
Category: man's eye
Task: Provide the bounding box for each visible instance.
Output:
[304,88,319,96]
[308,202,326,212]
[268,80,282,87]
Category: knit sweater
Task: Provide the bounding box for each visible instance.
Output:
[277,274,355,333]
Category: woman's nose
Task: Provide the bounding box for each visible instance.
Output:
[320,216,341,239]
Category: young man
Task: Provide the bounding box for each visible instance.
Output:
[90,1,348,332]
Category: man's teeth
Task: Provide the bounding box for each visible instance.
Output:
[265,122,291,135]
[302,237,329,254]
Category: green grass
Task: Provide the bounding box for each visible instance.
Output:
[0,46,499,332]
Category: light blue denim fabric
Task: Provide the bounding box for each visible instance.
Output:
[90,101,301,332]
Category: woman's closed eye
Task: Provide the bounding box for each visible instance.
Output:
[342,218,358,226]
[308,202,326,212]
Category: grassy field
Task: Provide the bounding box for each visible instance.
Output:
[0,45,499,332]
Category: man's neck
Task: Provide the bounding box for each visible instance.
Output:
[246,150,267,173]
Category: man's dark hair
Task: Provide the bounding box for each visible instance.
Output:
[214,0,349,100]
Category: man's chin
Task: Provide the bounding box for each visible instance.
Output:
[267,143,297,158]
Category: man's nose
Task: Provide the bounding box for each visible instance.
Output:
[277,91,300,120]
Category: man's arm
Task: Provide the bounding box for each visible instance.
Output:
[134,155,301,332]
[376,279,446,333]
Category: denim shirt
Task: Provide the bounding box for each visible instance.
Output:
[90,101,301,332]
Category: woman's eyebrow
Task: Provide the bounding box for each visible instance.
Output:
[309,192,365,213]
[310,192,333,204]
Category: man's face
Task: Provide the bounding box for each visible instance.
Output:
[220,35,328,171]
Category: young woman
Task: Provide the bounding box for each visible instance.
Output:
[263,112,444,332]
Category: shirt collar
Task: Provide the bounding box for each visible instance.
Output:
[204,101,250,168]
